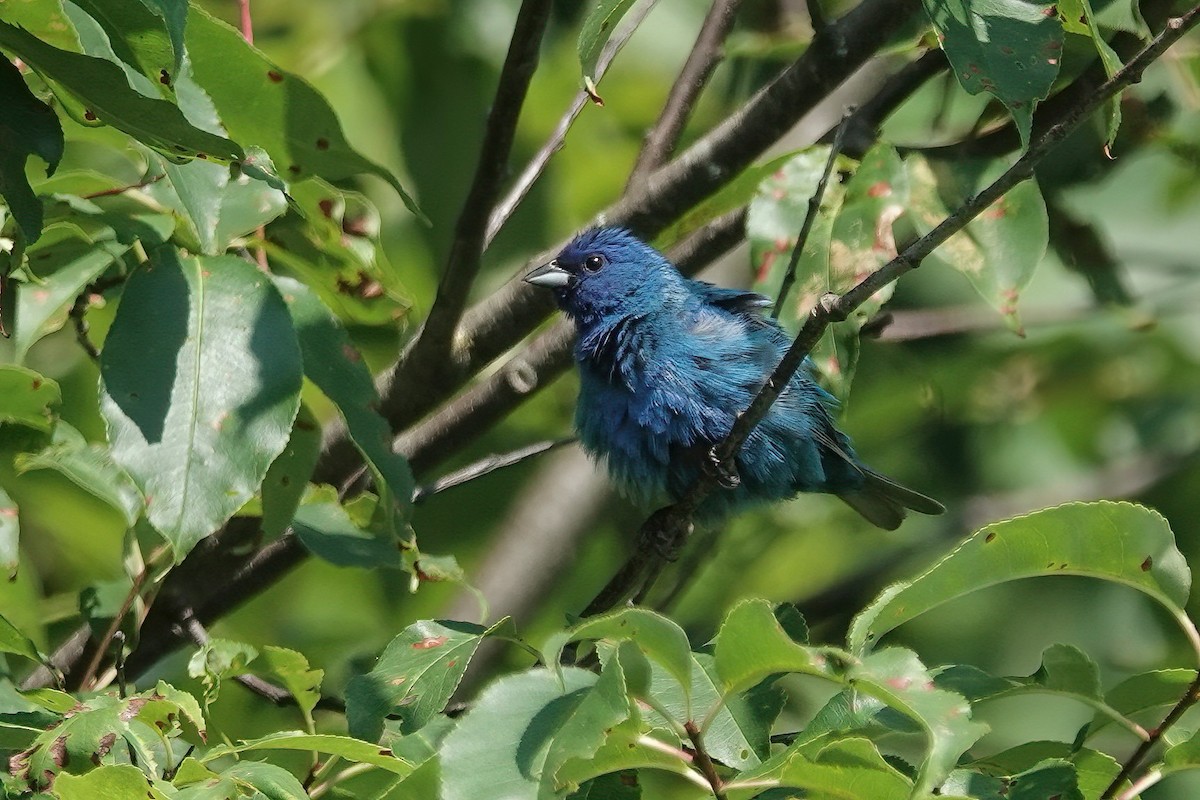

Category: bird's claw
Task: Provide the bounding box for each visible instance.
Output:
[705,448,741,490]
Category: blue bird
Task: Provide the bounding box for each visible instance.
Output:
[524,227,944,530]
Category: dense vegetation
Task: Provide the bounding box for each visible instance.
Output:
[2,0,1200,798]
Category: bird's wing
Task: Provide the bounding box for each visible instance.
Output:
[690,281,774,316]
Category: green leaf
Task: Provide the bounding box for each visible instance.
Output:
[924,0,1062,144]
[187,637,258,708]
[100,250,303,560]
[266,181,408,327]
[0,487,16,580]
[9,690,198,791]
[70,0,179,94]
[259,646,323,723]
[439,667,601,800]
[346,619,491,742]
[1094,669,1197,737]
[849,501,1193,655]
[218,760,308,800]
[729,737,913,800]
[275,277,414,516]
[941,758,1083,800]
[543,608,693,713]
[0,22,241,163]
[0,56,64,242]
[54,764,160,800]
[291,490,402,569]
[968,743,1120,799]
[260,403,321,539]
[0,0,81,52]
[577,0,638,101]
[185,6,423,219]
[15,422,143,527]
[544,655,635,798]
[0,366,60,432]
[907,153,1048,333]
[204,731,414,775]
[13,231,127,362]
[714,599,985,794]
[1058,0,1123,146]
[0,613,40,662]
[139,0,187,72]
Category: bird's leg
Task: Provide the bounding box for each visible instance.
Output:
[640,507,693,561]
[704,446,741,490]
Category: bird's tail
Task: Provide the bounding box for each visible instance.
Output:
[837,468,945,531]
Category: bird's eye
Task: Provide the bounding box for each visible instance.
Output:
[584,254,605,273]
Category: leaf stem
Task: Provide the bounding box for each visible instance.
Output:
[685,720,728,799]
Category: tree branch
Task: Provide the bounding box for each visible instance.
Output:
[581,6,1200,615]
[628,0,745,185]
[394,0,553,392]
[685,720,728,800]
[486,0,661,246]
[1103,670,1200,799]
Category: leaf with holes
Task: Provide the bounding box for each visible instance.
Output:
[346,619,493,742]
[907,153,1047,333]
[924,0,1062,144]
[99,251,302,560]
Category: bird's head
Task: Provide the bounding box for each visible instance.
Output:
[523,227,680,324]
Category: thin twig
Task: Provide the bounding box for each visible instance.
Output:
[69,293,101,361]
[628,0,745,185]
[237,0,254,44]
[1116,770,1163,800]
[771,106,855,319]
[178,609,346,712]
[395,0,552,387]
[685,720,728,800]
[411,438,575,503]
[80,173,165,200]
[486,0,660,246]
[1103,671,1200,798]
[78,568,148,690]
[582,7,1200,616]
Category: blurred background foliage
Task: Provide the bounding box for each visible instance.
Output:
[4,0,1200,795]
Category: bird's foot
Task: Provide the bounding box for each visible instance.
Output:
[704,447,741,490]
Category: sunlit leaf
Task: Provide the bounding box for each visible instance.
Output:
[728,737,912,800]
[577,0,638,102]
[849,502,1193,655]
[100,251,302,560]
[0,613,40,663]
[260,646,324,723]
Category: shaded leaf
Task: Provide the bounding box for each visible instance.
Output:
[187,638,258,708]
[100,251,303,560]
[924,0,1062,143]
[218,760,308,800]
[292,490,402,569]
[0,56,64,242]
[275,277,413,516]
[260,403,321,539]
[70,0,179,94]
[15,422,143,527]
[0,21,241,163]
[942,758,1083,800]
[0,365,60,432]
[0,613,40,662]
[346,619,492,742]
[849,502,1193,655]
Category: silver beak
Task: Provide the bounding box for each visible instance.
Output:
[524,260,575,289]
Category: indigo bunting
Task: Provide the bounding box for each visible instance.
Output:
[524,227,944,529]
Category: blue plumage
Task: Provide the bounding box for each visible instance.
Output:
[524,227,943,529]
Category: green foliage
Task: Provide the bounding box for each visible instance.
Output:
[1,0,1198,799]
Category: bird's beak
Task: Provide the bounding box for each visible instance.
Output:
[524,260,575,289]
